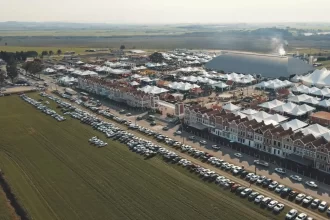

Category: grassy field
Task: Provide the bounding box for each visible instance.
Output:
[0,94,286,220]
[0,187,16,220]
[0,46,97,55]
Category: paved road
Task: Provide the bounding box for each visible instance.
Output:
[47,91,329,220]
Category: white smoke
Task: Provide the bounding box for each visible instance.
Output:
[271,37,287,56]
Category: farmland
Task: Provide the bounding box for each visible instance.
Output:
[0,94,287,220]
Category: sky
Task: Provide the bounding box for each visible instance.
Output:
[2,0,330,24]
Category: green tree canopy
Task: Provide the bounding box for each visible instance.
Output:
[6,61,18,83]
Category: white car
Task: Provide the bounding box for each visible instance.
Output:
[305,181,318,188]
[286,209,298,219]
[268,181,278,189]
[267,200,278,209]
[290,175,302,182]
[318,201,328,211]
[274,184,284,193]
[211,145,220,150]
[302,196,313,205]
[274,167,286,174]
[199,140,207,145]
[234,153,242,158]
[256,176,266,184]
[295,193,306,202]
[174,130,182,135]
[250,174,259,182]
[295,213,307,220]
[273,203,284,212]
[254,195,264,203]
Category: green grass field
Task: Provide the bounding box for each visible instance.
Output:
[0,46,96,55]
[0,94,286,220]
[0,188,15,220]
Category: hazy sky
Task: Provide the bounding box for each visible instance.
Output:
[2,0,330,23]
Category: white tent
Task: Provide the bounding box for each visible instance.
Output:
[290,106,307,116]
[288,94,313,103]
[168,82,200,91]
[281,119,308,131]
[299,104,315,112]
[222,103,241,112]
[258,99,284,109]
[267,114,288,123]
[300,68,330,87]
[301,124,330,137]
[138,85,168,94]
[130,81,140,86]
[240,109,259,115]
[318,99,330,108]
[212,82,229,89]
[302,97,320,105]
[312,89,330,97]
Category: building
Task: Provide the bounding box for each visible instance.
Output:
[205,51,314,78]
[183,104,330,173]
[310,111,330,126]
[77,77,153,109]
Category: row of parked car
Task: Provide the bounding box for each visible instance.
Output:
[39,92,325,220]
[21,95,66,121]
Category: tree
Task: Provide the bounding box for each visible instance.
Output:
[57,49,62,55]
[6,61,18,83]
[28,60,43,79]
[0,69,6,85]
[149,52,164,63]
[49,50,54,56]
[22,61,32,74]
[41,51,48,57]
[120,45,125,50]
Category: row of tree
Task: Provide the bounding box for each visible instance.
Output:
[41,49,62,57]
[0,51,38,63]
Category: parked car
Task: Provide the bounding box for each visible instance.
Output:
[162,126,169,131]
[274,167,286,174]
[126,113,132,116]
[273,203,284,212]
[248,191,259,200]
[302,196,313,205]
[188,136,195,140]
[285,209,298,219]
[268,181,279,190]
[240,188,252,197]
[254,194,264,203]
[268,200,278,209]
[253,160,269,167]
[199,140,207,145]
[288,191,298,200]
[256,176,266,184]
[211,145,220,150]
[310,199,320,208]
[174,130,182,135]
[290,175,302,182]
[274,184,285,193]
[318,201,327,212]
[295,193,306,202]
[305,181,318,189]
[295,213,307,220]
[280,187,292,197]
[234,153,242,158]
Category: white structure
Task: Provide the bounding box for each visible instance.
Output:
[138,85,168,95]
[300,68,330,87]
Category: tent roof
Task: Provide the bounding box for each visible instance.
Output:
[281,119,308,131]
[241,109,259,115]
[301,124,330,137]
[223,103,241,111]
[318,99,330,107]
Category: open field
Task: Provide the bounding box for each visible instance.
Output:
[0,188,15,220]
[0,46,95,55]
[0,94,286,220]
